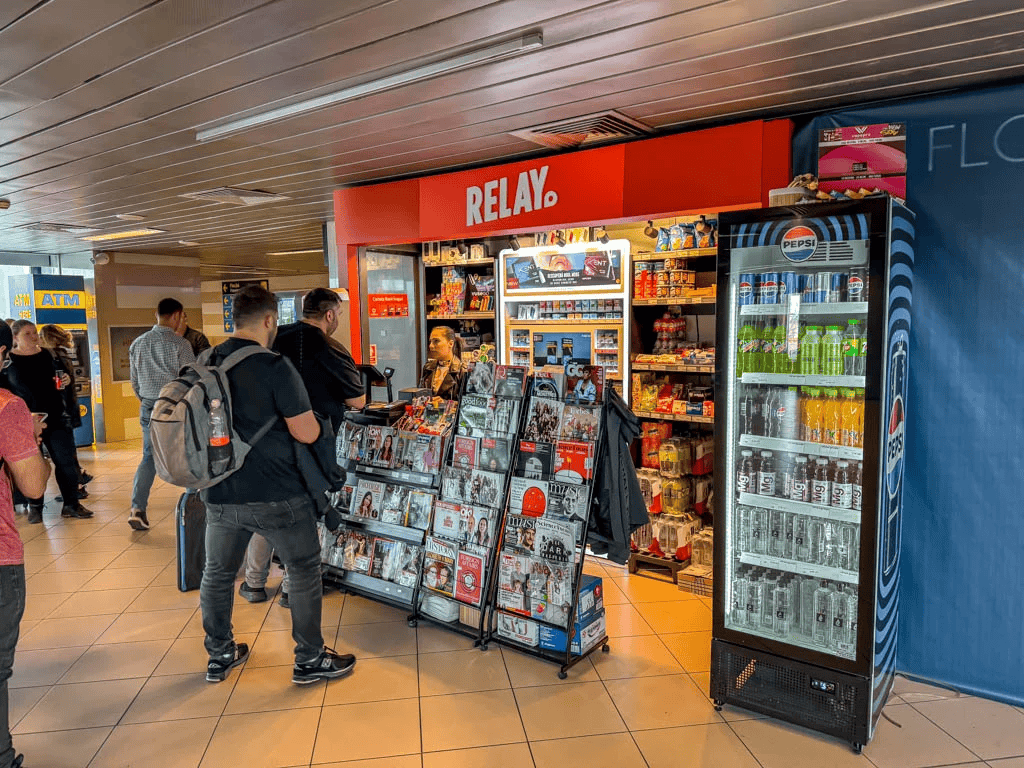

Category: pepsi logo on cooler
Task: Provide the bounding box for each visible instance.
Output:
[780,225,818,262]
[738,273,755,306]
[886,394,905,498]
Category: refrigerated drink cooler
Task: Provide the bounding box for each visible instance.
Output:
[711,197,915,752]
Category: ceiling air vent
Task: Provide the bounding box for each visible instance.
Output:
[511,110,652,150]
[18,222,98,235]
[179,187,291,206]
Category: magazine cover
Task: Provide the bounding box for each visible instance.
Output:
[407,433,445,474]
[503,514,537,556]
[464,504,497,550]
[523,398,564,443]
[363,426,383,465]
[509,476,550,517]
[369,427,398,468]
[528,559,573,627]
[393,543,423,588]
[478,436,511,473]
[458,394,493,436]
[350,480,385,520]
[441,467,470,503]
[406,490,435,530]
[496,612,539,646]
[336,422,360,465]
[531,371,565,400]
[559,404,600,442]
[342,424,368,463]
[514,440,555,480]
[380,484,410,526]
[466,468,504,508]
[553,440,595,483]
[535,518,575,565]
[494,365,528,398]
[423,536,457,597]
[548,480,589,523]
[342,530,371,573]
[497,552,531,616]
[454,550,485,606]
[565,364,605,405]
[491,396,521,435]
[465,361,496,396]
[369,537,397,581]
[392,431,417,470]
[335,484,355,515]
[326,528,347,570]
[452,435,479,470]
[432,500,464,541]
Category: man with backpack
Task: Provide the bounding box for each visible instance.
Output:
[195,285,355,685]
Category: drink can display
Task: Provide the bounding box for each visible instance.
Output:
[759,271,780,304]
[848,267,868,302]
[738,273,756,305]
[779,271,799,302]
[802,273,818,303]
[814,272,833,303]
[829,272,847,303]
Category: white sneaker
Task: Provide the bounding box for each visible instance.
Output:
[128,508,150,531]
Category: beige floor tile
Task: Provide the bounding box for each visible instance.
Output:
[47,586,143,618]
[862,703,979,767]
[602,603,655,637]
[634,600,713,634]
[123,671,236,723]
[202,707,320,768]
[22,537,77,556]
[598,578,629,605]
[108,546,176,568]
[605,673,722,730]
[419,647,510,696]
[14,677,145,733]
[8,686,48,728]
[259,591,344,632]
[732,717,876,768]
[225,663,327,714]
[336,620,419,658]
[153,634,255,677]
[318,757,422,768]
[313,698,422,763]
[323,654,420,706]
[90,717,219,768]
[38,550,121,573]
[149,563,182,586]
[36,523,98,540]
[514,682,626,741]
[612,574,695,603]
[417,622,479,654]
[9,726,112,768]
[340,594,411,625]
[9,647,87,688]
[126,584,201,612]
[20,591,70,621]
[180,604,269,637]
[422,743,535,768]
[81,565,163,591]
[635,722,761,768]
[591,634,683,680]
[989,758,1024,767]
[891,676,963,703]
[531,732,646,768]
[660,630,712,673]
[65,536,132,554]
[421,689,526,752]
[18,613,118,650]
[60,638,173,683]
[95,607,195,643]
[912,696,1024,760]
[501,647,599,688]
[249,628,314,668]
[25,570,89,594]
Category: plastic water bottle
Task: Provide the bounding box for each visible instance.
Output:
[769,510,786,558]
[209,399,231,474]
[821,521,839,568]
[799,326,821,375]
[821,326,844,376]
[793,514,809,562]
[758,451,776,496]
[746,575,763,628]
[737,450,758,495]
[800,577,816,637]
[831,460,853,509]
[813,581,833,646]
[842,320,864,376]
[830,584,848,650]
[790,456,811,503]
[811,458,832,506]
[838,523,858,571]
[735,505,752,552]
[774,584,792,637]
[807,519,825,564]
[731,572,749,627]
[851,461,863,512]
[775,387,800,440]
[749,508,768,555]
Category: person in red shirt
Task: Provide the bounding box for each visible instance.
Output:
[0,321,50,768]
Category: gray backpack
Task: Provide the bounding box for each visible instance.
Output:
[149,345,277,489]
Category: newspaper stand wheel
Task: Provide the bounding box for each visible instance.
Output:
[601,643,610,653]
[558,669,569,680]
[407,617,418,628]
[479,642,489,651]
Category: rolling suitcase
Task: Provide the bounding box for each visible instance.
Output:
[176,491,207,592]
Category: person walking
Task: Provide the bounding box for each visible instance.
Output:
[0,320,51,768]
[238,288,364,606]
[199,285,354,685]
[128,298,195,531]
[5,321,92,523]
[38,324,92,498]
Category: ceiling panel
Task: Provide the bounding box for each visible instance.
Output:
[0,0,1021,272]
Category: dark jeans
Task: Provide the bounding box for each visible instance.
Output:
[200,495,324,664]
[0,565,25,768]
[131,399,157,512]
[27,427,79,507]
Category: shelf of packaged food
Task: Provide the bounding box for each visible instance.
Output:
[632,362,715,374]
[633,296,716,307]
[341,460,439,489]
[636,248,718,260]
[633,409,713,424]
[335,512,426,545]
[509,345,530,351]
[739,552,859,585]
[740,302,868,317]
[423,258,495,267]
[506,318,623,325]
[723,618,854,660]
[739,434,863,462]
[325,568,416,606]
[426,311,495,320]
[737,492,861,525]
[740,373,866,388]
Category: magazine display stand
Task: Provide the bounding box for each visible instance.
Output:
[414,362,530,642]
[319,397,458,618]
[484,368,612,678]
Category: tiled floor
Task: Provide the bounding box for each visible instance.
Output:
[9,441,1024,768]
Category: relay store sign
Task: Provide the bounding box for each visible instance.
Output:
[465,166,557,226]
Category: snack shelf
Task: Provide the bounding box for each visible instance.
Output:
[636,248,718,260]
[632,362,714,374]
[423,258,495,267]
[739,434,863,462]
[740,373,866,388]
[740,302,869,317]
[736,492,861,525]
[633,409,713,424]
[335,512,425,545]
[506,318,622,326]
[633,296,716,307]
[739,552,859,586]
[427,311,495,320]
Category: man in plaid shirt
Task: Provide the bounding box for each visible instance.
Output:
[128,298,195,531]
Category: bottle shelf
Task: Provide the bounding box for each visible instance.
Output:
[636,248,718,260]
[739,434,863,462]
[632,362,714,374]
[736,491,861,525]
[739,552,859,585]
[741,373,865,388]
[633,409,713,424]
[724,616,854,660]
[740,302,868,317]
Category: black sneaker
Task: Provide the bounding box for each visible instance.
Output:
[12,753,23,767]
[239,582,267,603]
[206,642,249,683]
[80,471,94,484]
[61,504,93,519]
[27,505,43,524]
[292,647,355,685]
[78,486,89,499]
[278,592,290,609]
[128,508,149,530]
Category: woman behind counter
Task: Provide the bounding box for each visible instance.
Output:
[419,326,465,401]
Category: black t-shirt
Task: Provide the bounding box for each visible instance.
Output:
[6,350,65,425]
[205,338,313,504]
[273,322,363,430]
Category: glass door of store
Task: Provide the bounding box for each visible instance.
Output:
[361,249,422,396]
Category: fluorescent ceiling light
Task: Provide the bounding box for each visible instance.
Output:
[197,32,543,142]
[266,248,323,256]
[82,228,165,242]
[178,240,200,246]
[116,213,145,221]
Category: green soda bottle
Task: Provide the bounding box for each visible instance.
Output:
[737,320,757,377]
[773,320,790,373]
[758,320,774,374]
[799,326,822,375]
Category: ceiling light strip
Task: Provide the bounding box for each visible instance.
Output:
[82,228,165,242]
[266,248,323,256]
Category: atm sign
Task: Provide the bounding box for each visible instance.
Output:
[34,290,84,308]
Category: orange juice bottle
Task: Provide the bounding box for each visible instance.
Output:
[822,388,841,445]
[803,388,824,444]
[840,389,863,447]
[855,388,866,448]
